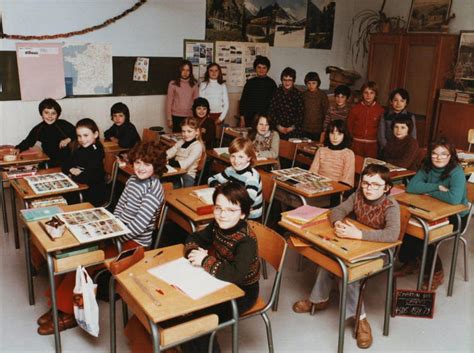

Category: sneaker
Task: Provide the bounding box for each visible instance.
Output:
[292,299,329,314]
[356,318,373,349]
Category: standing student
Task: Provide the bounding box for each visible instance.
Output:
[378,88,417,151]
[382,116,419,170]
[239,55,277,127]
[166,117,205,187]
[36,141,167,336]
[320,84,351,143]
[396,138,468,290]
[293,164,400,349]
[199,62,229,129]
[62,118,106,207]
[15,98,76,167]
[268,67,304,140]
[347,81,384,158]
[248,115,280,160]
[310,119,355,187]
[302,72,329,141]
[166,59,199,132]
[192,97,216,149]
[104,102,141,148]
[208,137,263,220]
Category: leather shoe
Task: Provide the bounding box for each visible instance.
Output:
[292,299,329,314]
[37,309,53,326]
[37,312,77,335]
[394,260,419,277]
[356,318,373,349]
[422,270,444,291]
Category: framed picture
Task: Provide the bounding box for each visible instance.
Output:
[407,0,452,33]
[457,31,474,80]
[183,39,214,81]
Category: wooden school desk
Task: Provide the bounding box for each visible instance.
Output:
[292,142,321,167]
[0,151,50,235]
[102,140,129,154]
[354,155,416,182]
[219,126,250,147]
[9,167,88,249]
[394,192,468,295]
[159,133,183,148]
[24,202,115,353]
[280,218,401,353]
[108,245,244,353]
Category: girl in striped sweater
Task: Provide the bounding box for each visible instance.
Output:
[208,137,263,220]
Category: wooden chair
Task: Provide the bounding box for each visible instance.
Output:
[103,153,120,209]
[208,221,287,353]
[142,128,160,143]
[195,150,207,186]
[259,170,275,226]
[152,182,174,249]
[279,139,296,167]
[468,129,474,152]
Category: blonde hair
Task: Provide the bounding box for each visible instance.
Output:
[229,137,256,166]
[181,117,203,144]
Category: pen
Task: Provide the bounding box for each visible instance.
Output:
[153,250,164,258]
[171,284,186,295]
[155,288,164,295]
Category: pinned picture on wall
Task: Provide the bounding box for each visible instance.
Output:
[133,57,149,82]
[407,0,452,33]
[457,31,474,81]
[183,39,214,81]
[305,0,335,49]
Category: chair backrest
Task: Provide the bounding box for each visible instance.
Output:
[195,149,207,185]
[279,139,296,161]
[248,221,287,272]
[152,182,174,249]
[468,129,474,152]
[259,170,275,204]
[467,183,474,204]
[460,202,473,237]
[354,154,364,174]
[102,154,120,209]
[394,205,412,259]
[143,128,160,143]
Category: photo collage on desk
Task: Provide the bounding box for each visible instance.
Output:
[25,172,78,194]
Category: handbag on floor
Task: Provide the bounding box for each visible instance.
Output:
[73,266,99,337]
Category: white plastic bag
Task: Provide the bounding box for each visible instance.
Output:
[73,266,99,337]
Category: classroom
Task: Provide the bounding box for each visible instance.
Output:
[0,1,473,352]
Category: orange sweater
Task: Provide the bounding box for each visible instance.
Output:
[309,147,355,187]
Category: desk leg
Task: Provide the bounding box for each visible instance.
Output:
[10,185,19,249]
[447,214,462,297]
[47,254,61,353]
[23,226,35,305]
[231,299,239,353]
[383,249,395,336]
[154,206,168,249]
[109,276,116,353]
[264,183,277,226]
[1,179,8,234]
[149,318,161,353]
[336,258,348,353]
[416,217,430,290]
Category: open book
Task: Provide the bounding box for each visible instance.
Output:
[191,187,215,205]
[213,147,229,155]
[272,168,333,194]
[363,157,406,172]
[25,172,78,194]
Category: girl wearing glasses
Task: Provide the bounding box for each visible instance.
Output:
[293,164,400,349]
[397,138,468,290]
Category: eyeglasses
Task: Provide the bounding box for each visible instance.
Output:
[213,205,241,215]
[360,181,386,190]
[431,153,450,159]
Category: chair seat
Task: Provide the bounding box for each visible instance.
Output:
[241,296,266,317]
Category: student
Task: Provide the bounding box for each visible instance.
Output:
[268,67,304,140]
[62,118,106,207]
[320,84,351,143]
[347,81,384,158]
[302,72,329,141]
[248,115,280,160]
[199,62,229,128]
[208,137,263,220]
[166,59,199,132]
[396,138,468,290]
[124,182,260,353]
[15,98,75,167]
[239,55,277,127]
[192,97,216,149]
[166,117,205,187]
[293,164,400,349]
[378,88,417,150]
[382,116,419,170]
[309,119,355,188]
[36,141,167,336]
[104,102,141,148]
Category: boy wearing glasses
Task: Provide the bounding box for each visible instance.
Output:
[293,164,400,349]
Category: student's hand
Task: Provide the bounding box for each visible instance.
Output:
[277,126,286,134]
[334,220,362,240]
[239,116,246,128]
[167,119,173,128]
[59,138,71,148]
[439,185,449,192]
[70,168,83,176]
[188,248,208,267]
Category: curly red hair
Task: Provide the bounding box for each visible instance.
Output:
[128,141,167,177]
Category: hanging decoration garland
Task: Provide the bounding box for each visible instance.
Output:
[0,0,147,40]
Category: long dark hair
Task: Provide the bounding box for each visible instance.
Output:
[324,119,352,150]
[422,137,460,180]
[174,60,197,87]
[72,118,103,151]
[203,62,224,85]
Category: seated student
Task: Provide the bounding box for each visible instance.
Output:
[268,67,304,140]
[378,88,417,151]
[310,119,355,187]
[166,117,205,187]
[124,182,260,353]
[192,97,216,149]
[239,55,277,127]
[320,84,351,143]
[382,116,419,170]
[208,137,263,220]
[293,164,400,349]
[15,98,75,167]
[62,118,106,207]
[36,141,166,335]
[104,102,141,149]
[396,138,468,290]
[302,71,329,141]
[248,115,280,160]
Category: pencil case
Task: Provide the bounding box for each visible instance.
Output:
[110,246,145,275]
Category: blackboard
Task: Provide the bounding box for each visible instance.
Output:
[0,51,21,101]
[393,289,435,319]
[113,56,182,96]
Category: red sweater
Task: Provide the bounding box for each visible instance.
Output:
[347,102,384,142]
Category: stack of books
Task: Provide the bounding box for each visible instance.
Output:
[30,196,68,208]
[407,217,453,238]
[5,165,38,179]
[20,206,63,222]
[439,89,458,102]
[363,157,406,172]
[281,205,329,229]
[456,91,474,104]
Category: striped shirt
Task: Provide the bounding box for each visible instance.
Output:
[114,175,164,247]
[208,166,263,220]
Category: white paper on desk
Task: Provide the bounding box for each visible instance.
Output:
[148,257,230,300]
[458,152,474,161]
[166,165,177,173]
[213,147,229,155]
[468,173,474,183]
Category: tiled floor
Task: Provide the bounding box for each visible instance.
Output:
[0,187,472,352]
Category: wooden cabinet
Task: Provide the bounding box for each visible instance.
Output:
[368,33,458,146]
[434,100,474,150]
